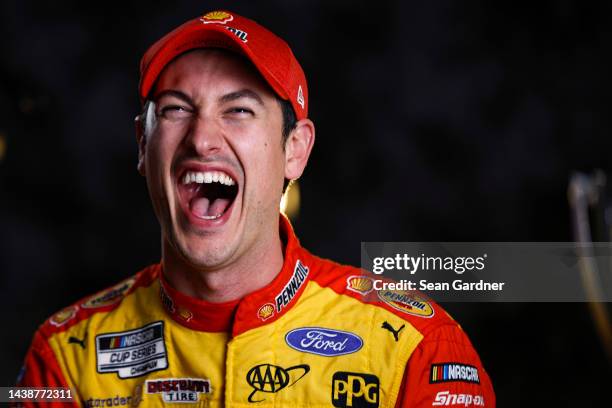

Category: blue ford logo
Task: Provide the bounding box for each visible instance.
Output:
[285,327,363,357]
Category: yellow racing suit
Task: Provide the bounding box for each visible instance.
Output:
[16,216,495,407]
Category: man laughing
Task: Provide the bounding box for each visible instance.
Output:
[17,10,495,407]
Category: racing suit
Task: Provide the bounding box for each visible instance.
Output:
[16,215,495,407]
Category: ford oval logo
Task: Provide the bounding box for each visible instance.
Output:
[285,327,363,357]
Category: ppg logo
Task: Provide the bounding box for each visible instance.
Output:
[332,372,379,407]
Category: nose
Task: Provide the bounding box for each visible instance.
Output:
[185,115,224,156]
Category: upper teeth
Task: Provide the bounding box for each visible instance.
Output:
[182,171,236,186]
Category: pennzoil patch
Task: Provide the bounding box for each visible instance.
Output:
[377,289,434,318]
[82,277,136,309]
[275,260,309,312]
[49,305,78,327]
[96,321,168,379]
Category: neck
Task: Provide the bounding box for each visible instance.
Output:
[161,227,285,303]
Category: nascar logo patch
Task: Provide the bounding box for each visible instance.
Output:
[430,362,480,384]
[96,321,168,379]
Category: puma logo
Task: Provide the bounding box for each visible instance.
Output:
[68,333,87,349]
[381,321,405,342]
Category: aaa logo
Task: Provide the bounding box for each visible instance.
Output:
[246,363,309,403]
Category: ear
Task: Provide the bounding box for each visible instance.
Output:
[135,114,147,176]
[284,118,315,181]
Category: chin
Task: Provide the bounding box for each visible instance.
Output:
[173,233,238,271]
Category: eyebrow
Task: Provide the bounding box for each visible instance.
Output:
[152,88,265,107]
[152,90,193,105]
[218,89,264,106]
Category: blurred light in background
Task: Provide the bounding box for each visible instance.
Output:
[19,97,35,114]
[281,180,301,220]
[0,132,6,162]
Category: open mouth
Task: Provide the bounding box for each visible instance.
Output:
[178,170,239,221]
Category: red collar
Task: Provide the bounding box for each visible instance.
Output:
[157,215,312,336]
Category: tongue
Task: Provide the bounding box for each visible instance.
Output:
[190,197,232,219]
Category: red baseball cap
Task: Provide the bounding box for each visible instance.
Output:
[139,10,308,120]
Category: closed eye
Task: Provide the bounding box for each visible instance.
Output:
[157,105,193,120]
[226,107,254,115]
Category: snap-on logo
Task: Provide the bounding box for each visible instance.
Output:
[285,327,363,357]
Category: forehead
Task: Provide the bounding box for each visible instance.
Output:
[152,49,274,99]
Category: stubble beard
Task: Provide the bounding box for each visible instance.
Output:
[164,221,240,272]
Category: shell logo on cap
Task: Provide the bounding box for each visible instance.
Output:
[257,303,275,321]
[200,11,234,25]
[346,275,374,296]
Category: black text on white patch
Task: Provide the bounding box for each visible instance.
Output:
[96,321,168,379]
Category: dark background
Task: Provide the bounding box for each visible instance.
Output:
[1,0,611,406]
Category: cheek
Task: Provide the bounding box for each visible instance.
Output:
[145,132,179,190]
[261,143,286,196]
[253,135,285,178]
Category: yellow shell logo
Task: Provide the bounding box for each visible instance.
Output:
[377,290,434,318]
[257,303,275,321]
[200,11,233,24]
[346,275,374,295]
[50,305,77,327]
[177,308,193,322]
[82,277,136,309]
